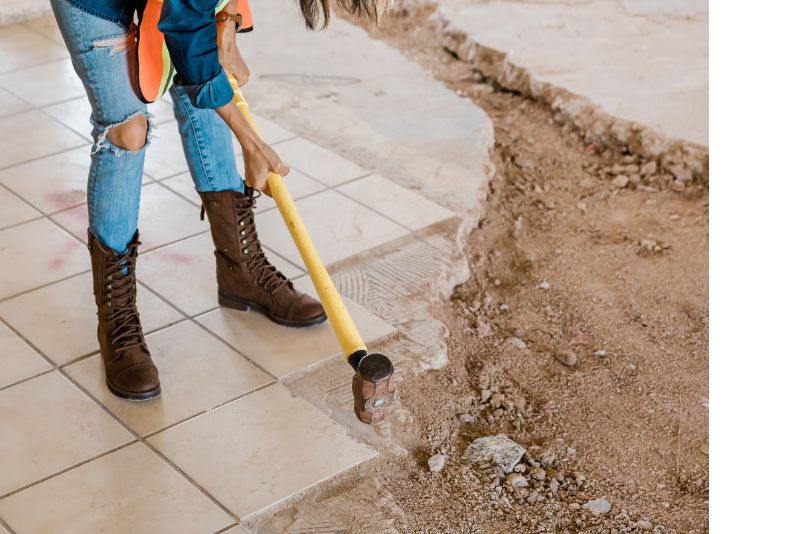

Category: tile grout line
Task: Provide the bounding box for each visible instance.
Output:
[0,315,242,523]
[0,515,16,534]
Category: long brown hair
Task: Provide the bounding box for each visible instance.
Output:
[298,0,392,29]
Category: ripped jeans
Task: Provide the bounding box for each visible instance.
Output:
[51,0,244,252]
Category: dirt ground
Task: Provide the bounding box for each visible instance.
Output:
[334,5,709,533]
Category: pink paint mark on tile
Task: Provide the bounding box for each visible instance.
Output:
[46,189,85,210]
[161,250,195,264]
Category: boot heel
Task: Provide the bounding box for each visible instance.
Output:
[218,291,249,311]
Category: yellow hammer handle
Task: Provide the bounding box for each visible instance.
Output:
[228,75,367,359]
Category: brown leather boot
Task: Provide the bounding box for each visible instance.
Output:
[88,231,160,401]
[198,188,327,327]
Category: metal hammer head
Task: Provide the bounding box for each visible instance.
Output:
[349,352,396,424]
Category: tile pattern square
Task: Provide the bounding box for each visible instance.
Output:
[0,110,87,169]
[0,58,85,107]
[273,137,369,186]
[0,372,132,496]
[0,87,31,118]
[337,174,455,230]
[148,384,377,518]
[138,232,303,317]
[197,291,395,379]
[52,183,207,252]
[0,146,90,214]
[254,189,408,267]
[0,218,86,300]
[0,25,67,75]
[0,321,51,389]
[0,442,232,534]
[0,185,38,229]
[41,97,93,141]
[65,321,272,435]
[0,272,182,366]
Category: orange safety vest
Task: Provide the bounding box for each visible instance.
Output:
[135,0,253,104]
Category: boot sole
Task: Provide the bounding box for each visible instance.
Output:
[106,380,161,401]
[218,290,328,328]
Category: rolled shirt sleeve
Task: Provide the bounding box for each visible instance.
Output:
[158,0,233,109]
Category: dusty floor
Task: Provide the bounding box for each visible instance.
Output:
[333,5,709,533]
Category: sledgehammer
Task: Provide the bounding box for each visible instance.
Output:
[227,75,396,424]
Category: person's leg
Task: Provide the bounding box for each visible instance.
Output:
[169,84,244,193]
[169,84,325,326]
[50,0,159,400]
[51,0,149,253]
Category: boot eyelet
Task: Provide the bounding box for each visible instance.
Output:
[106,275,112,281]
[106,284,111,290]
[239,221,245,226]
[105,300,111,307]
[241,239,247,244]
[243,248,249,254]
[240,230,246,236]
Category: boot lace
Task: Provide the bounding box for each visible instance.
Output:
[102,242,146,361]
[235,190,290,294]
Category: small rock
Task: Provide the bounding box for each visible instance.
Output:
[637,519,654,531]
[531,467,547,481]
[594,350,607,357]
[513,463,527,473]
[477,320,492,338]
[463,434,527,474]
[577,201,588,212]
[538,281,551,290]
[480,389,493,403]
[574,473,586,487]
[505,336,527,350]
[428,453,447,473]
[670,180,686,192]
[506,473,529,488]
[611,175,630,188]
[583,498,612,516]
[629,173,642,185]
[669,213,680,221]
[459,413,476,423]
[640,161,657,176]
[549,478,560,496]
[555,350,578,367]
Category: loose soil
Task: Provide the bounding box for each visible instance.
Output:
[334,5,709,533]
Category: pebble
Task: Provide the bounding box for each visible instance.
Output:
[477,320,492,338]
[549,478,560,496]
[538,281,551,290]
[669,213,680,221]
[555,350,578,367]
[583,498,612,516]
[640,161,657,176]
[506,473,529,488]
[459,413,476,423]
[577,201,588,212]
[505,336,527,350]
[428,453,447,473]
[463,434,527,474]
[611,175,630,188]
[594,350,607,357]
[480,389,493,403]
[531,467,547,481]
[670,180,686,192]
[637,520,654,531]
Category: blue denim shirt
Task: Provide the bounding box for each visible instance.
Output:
[68,0,233,109]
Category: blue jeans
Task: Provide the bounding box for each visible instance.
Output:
[51,0,244,252]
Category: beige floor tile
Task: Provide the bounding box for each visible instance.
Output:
[138,232,303,317]
[65,321,272,435]
[51,183,207,252]
[0,87,31,117]
[0,25,67,75]
[254,190,408,267]
[0,272,182,366]
[0,218,86,300]
[272,137,368,186]
[337,174,456,231]
[40,97,93,141]
[0,322,51,389]
[160,173,202,206]
[0,58,84,107]
[0,442,233,534]
[23,15,65,45]
[234,156,326,201]
[144,122,192,180]
[0,110,87,168]
[237,114,296,146]
[148,384,377,518]
[0,186,39,228]
[196,291,395,379]
[0,372,133,496]
[0,146,90,214]
[220,526,249,534]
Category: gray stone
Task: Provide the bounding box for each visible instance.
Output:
[637,519,654,531]
[555,350,578,367]
[505,336,527,350]
[463,434,526,474]
[611,175,630,189]
[506,473,529,488]
[459,413,476,423]
[428,453,447,473]
[583,498,612,516]
[531,467,547,481]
